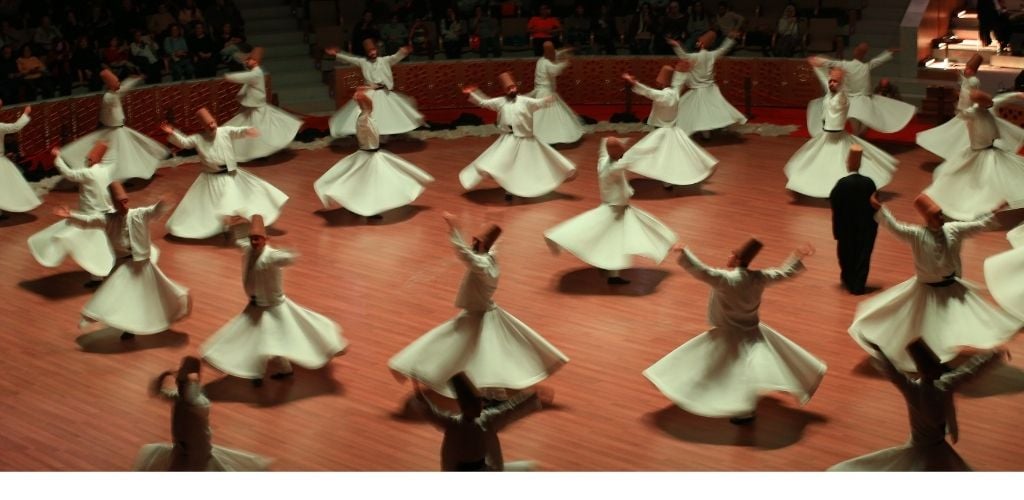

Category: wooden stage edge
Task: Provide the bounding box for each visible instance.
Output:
[1,130,1022,471]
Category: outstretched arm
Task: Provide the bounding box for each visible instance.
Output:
[760,250,809,284]
[946,211,999,241]
[867,50,894,70]
[676,245,727,287]
[118,76,144,93]
[331,49,364,67]
[224,68,258,85]
[466,88,503,112]
[0,108,30,134]
[445,213,496,276]
[414,387,456,429]
[937,351,1005,391]
[874,206,919,243]
[162,123,197,149]
[384,45,412,66]
[484,391,544,431]
[711,36,737,59]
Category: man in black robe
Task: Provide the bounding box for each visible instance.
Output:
[829,144,877,295]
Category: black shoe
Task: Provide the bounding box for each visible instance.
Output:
[729,415,756,425]
[119,332,136,341]
[663,184,674,191]
[84,280,102,289]
[252,378,263,387]
[504,192,514,202]
[367,214,383,221]
[607,276,631,285]
[270,371,294,380]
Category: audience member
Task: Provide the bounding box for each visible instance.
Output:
[655,1,687,54]
[628,2,654,54]
[773,3,800,57]
[17,44,52,100]
[164,24,194,81]
[131,29,163,84]
[564,4,593,53]
[528,4,562,56]
[441,7,465,59]
[473,6,501,58]
[190,22,218,78]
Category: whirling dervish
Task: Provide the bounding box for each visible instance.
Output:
[644,239,826,424]
[326,40,424,138]
[527,42,584,145]
[389,213,569,399]
[923,89,1024,220]
[810,43,916,135]
[669,31,747,138]
[620,62,717,188]
[0,103,39,218]
[459,72,576,201]
[60,70,170,180]
[544,137,677,285]
[223,47,303,162]
[314,86,433,219]
[162,108,288,240]
[785,65,897,198]
[849,194,1021,372]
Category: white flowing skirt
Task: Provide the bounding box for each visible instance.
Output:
[784,131,898,198]
[676,85,747,135]
[459,135,576,197]
[166,169,289,239]
[848,94,916,134]
[806,97,824,138]
[828,441,970,471]
[984,226,1024,321]
[0,156,41,212]
[61,126,170,180]
[643,324,827,418]
[528,86,584,144]
[544,204,677,270]
[923,148,1024,221]
[133,443,271,471]
[27,219,115,277]
[201,298,347,379]
[313,149,434,216]
[621,126,718,185]
[225,105,303,162]
[329,89,424,137]
[81,258,190,334]
[388,307,569,398]
[849,277,1022,372]
[917,114,1024,161]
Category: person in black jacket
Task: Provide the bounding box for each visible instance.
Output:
[978,0,1011,52]
[829,144,878,295]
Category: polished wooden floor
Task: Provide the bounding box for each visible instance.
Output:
[2,130,1023,471]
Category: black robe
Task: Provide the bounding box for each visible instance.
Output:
[829,172,878,294]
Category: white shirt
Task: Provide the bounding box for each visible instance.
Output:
[597,138,632,206]
[99,77,142,127]
[69,202,168,261]
[822,88,849,132]
[334,49,408,90]
[468,90,551,138]
[450,228,499,312]
[532,51,569,92]
[672,38,735,89]
[0,112,29,154]
[356,112,379,150]
[962,93,1019,149]
[632,75,684,127]
[234,234,297,307]
[169,126,251,172]
[224,66,266,108]
[820,51,893,97]
[54,156,113,214]
[679,248,804,333]
[875,207,995,283]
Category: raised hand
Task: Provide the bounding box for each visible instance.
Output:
[671,243,686,253]
[245,128,261,138]
[324,46,339,57]
[666,38,680,48]
[159,122,173,134]
[796,243,816,258]
[461,84,478,94]
[52,206,71,218]
[621,72,637,86]
[22,105,30,115]
[50,146,60,158]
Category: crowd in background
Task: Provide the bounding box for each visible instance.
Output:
[349,0,855,60]
[0,0,247,105]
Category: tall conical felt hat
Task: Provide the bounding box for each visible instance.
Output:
[249,46,264,64]
[734,238,763,266]
[913,193,942,218]
[498,72,516,91]
[543,40,556,60]
[99,69,119,90]
[108,181,128,202]
[847,144,863,170]
[656,65,675,87]
[606,137,629,159]
[473,223,502,251]
[354,87,373,111]
[196,107,216,126]
[966,54,983,73]
[698,30,717,49]
[363,38,377,53]
[970,88,993,108]
[87,141,109,166]
[250,214,267,237]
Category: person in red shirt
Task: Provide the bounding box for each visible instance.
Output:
[527,4,561,56]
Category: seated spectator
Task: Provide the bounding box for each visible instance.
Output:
[715,3,745,40]
[148,3,177,38]
[655,1,687,55]
[351,11,379,57]
[17,45,53,101]
[564,4,593,53]
[440,7,465,59]
[473,6,501,58]
[772,3,800,57]
[189,22,218,78]
[103,36,138,79]
[379,14,409,56]
[409,17,435,59]
[131,29,163,84]
[218,23,247,71]
[33,15,62,52]
[71,35,103,91]
[628,2,654,55]
[528,4,562,56]
[178,0,205,31]
[0,45,22,103]
[685,2,710,51]
[743,4,773,55]
[163,24,194,81]
[592,3,617,55]
[48,37,73,96]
